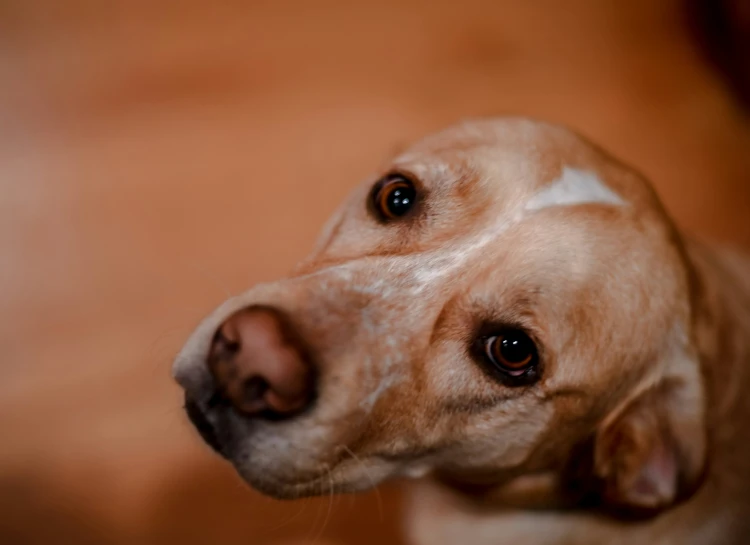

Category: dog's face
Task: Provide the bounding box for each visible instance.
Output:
[173,119,705,511]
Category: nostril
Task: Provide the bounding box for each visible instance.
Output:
[211,327,240,359]
[238,375,271,413]
[207,306,315,419]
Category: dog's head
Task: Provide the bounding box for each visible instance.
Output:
[173,118,706,513]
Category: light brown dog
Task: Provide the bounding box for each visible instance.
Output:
[173,118,750,544]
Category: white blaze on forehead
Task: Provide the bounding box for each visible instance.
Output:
[409,167,624,286]
[410,213,522,286]
[525,167,625,211]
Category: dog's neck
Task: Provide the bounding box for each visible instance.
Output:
[432,238,750,514]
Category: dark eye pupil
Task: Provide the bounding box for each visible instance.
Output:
[372,176,417,221]
[385,185,415,216]
[479,329,539,382]
[500,335,532,363]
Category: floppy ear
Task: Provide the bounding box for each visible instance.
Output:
[593,370,706,512]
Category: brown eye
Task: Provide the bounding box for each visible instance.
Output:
[372,175,417,220]
[484,330,537,377]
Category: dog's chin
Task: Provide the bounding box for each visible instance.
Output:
[231,456,400,500]
[233,468,365,500]
[242,474,329,500]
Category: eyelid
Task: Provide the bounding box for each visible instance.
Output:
[373,171,419,192]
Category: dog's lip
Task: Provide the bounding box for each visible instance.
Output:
[239,467,371,500]
[184,397,229,458]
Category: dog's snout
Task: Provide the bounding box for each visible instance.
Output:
[208,306,315,419]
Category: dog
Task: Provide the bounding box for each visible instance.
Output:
[173,118,750,544]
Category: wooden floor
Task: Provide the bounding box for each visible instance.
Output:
[1,1,748,544]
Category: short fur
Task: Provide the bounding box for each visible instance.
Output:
[173,118,750,544]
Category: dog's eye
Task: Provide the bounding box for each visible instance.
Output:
[484,330,538,376]
[372,175,417,220]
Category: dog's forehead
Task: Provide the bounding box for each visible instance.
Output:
[308,119,639,277]
[400,117,562,156]
[394,120,551,175]
[390,120,626,213]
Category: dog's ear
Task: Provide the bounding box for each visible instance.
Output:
[593,368,706,512]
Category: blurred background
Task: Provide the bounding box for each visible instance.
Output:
[0,1,748,544]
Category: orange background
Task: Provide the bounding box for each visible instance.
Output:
[1,1,749,544]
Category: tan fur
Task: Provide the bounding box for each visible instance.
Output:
[173,118,750,544]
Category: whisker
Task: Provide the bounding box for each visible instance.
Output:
[304,475,327,543]
[259,496,309,536]
[341,445,384,522]
[311,466,335,545]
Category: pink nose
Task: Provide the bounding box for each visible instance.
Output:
[208,307,314,418]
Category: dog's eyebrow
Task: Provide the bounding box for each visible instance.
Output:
[391,156,452,180]
[525,167,625,211]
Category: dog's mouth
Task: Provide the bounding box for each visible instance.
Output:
[182,394,405,499]
[184,397,228,457]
